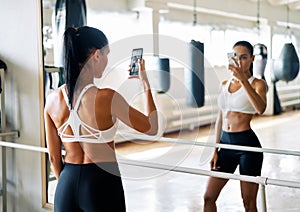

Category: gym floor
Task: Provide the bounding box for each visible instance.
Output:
[116,109,300,212]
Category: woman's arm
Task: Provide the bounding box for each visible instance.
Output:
[210,110,222,170]
[111,60,158,135]
[229,60,267,115]
[44,102,63,179]
[240,78,267,115]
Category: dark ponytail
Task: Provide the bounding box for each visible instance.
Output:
[64,27,80,109]
[63,26,108,109]
[233,41,254,75]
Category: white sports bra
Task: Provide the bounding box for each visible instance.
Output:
[217,76,257,114]
[57,84,117,143]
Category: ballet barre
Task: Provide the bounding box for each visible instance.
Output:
[118,132,300,156]
[1,133,300,212]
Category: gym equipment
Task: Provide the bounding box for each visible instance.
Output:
[272,43,299,82]
[153,57,170,94]
[185,40,205,108]
[253,43,268,80]
[0,60,7,93]
[271,43,299,114]
[53,0,87,68]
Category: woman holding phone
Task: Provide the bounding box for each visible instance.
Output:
[44,26,158,212]
[203,41,267,212]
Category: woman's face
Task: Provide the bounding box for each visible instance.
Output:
[233,45,254,73]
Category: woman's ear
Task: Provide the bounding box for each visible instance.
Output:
[94,49,101,60]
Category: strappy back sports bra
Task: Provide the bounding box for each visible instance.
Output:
[57,84,117,143]
[217,76,257,114]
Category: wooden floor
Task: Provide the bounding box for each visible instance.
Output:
[115,109,300,212]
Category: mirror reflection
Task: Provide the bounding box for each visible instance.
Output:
[41,0,300,207]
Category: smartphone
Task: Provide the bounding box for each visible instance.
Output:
[129,48,143,76]
[227,52,237,66]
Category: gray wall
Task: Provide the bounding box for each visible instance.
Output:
[0,0,47,211]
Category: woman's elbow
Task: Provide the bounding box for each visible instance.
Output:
[257,105,266,115]
[146,125,158,136]
[146,112,159,135]
[49,154,62,166]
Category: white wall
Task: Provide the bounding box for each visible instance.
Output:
[0,0,47,211]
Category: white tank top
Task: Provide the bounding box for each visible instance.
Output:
[57,84,117,143]
[217,76,257,114]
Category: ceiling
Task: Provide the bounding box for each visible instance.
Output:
[42,0,300,10]
[42,0,300,29]
[265,0,300,10]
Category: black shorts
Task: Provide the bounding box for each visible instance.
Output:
[54,162,126,212]
[215,129,263,176]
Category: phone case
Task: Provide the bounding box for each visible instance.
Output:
[227,52,237,66]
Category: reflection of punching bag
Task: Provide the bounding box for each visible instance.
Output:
[185,40,205,108]
[53,0,87,68]
[0,59,7,93]
[272,43,299,82]
[253,43,267,80]
[273,82,282,115]
[154,57,170,93]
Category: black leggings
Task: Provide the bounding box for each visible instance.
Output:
[215,129,263,176]
[54,162,126,212]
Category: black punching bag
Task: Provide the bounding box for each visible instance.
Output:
[272,43,299,82]
[0,59,7,93]
[155,57,170,93]
[185,40,205,108]
[53,0,87,68]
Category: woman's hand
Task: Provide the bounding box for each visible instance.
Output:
[128,59,150,90]
[210,150,220,170]
[228,57,248,82]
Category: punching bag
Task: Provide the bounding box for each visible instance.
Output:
[0,59,7,94]
[154,57,170,94]
[253,43,268,80]
[273,83,282,115]
[272,43,299,82]
[52,0,87,68]
[185,40,205,108]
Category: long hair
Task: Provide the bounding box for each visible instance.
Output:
[233,41,254,75]
[63,26,108,109]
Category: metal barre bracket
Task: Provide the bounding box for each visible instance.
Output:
[0,130,20,138]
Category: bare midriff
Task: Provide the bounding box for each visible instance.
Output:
[222,111,253,132]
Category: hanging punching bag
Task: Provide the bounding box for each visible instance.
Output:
[53,0,87,68]
[185,40,205,108]
[273,83,282,115]
[272,43,299,82]
[65,0,87,28]
[0,59,7,94]
[154,57,170,94]
[253,43,268,80]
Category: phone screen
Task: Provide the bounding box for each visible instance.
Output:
[129,48,143,75]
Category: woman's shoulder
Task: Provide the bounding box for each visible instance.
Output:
[97,87,117,95]
[252,77,267,87]
[252,77,268,92]
[45,85,65,109]
[95,87,122,100]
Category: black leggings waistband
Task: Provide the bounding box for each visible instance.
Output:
[220,129,262,147]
